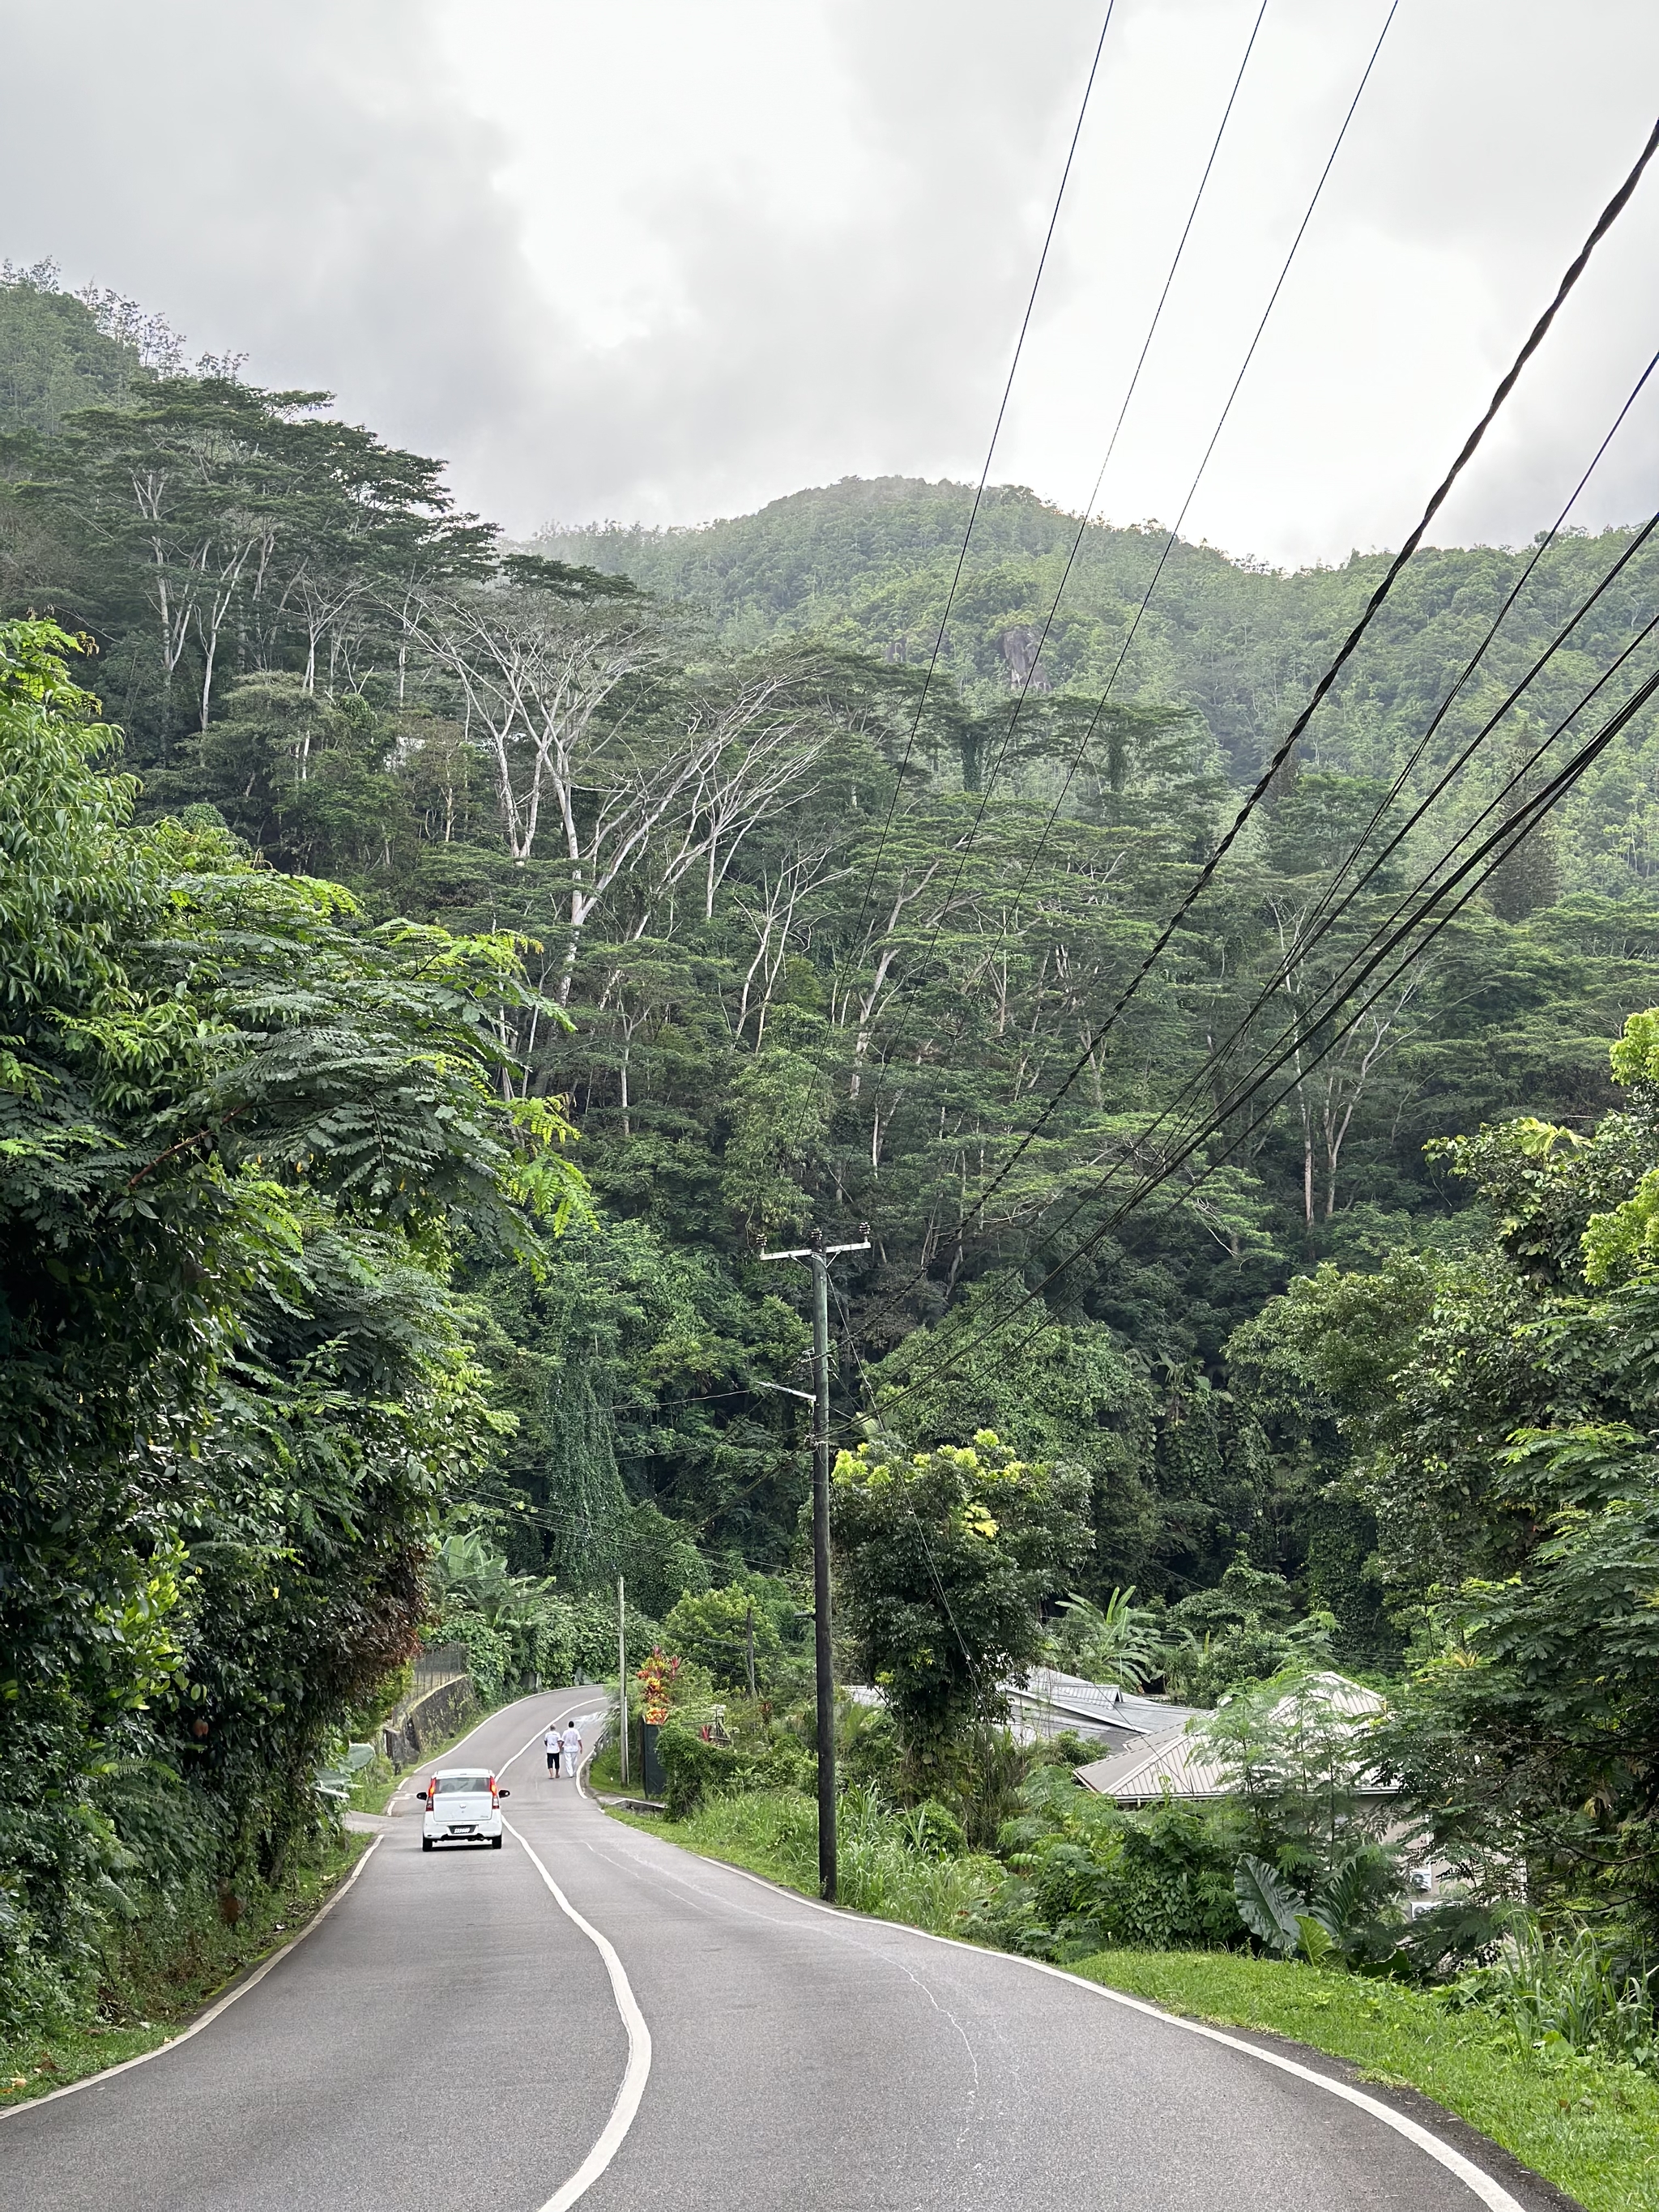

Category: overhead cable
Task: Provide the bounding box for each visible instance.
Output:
[864,467,1659,1346]
[835,6,1118,985]
[863,0,1364,1113]
[860,107,1659,1313]
[872,651,1659,1416]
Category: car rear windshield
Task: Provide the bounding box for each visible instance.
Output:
[434,1774,491,1794]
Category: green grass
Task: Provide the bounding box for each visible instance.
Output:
[586,1737,646,1801]
[1073,1949,1659,2212]
[610,1788,999,1939]
[0,1832,369,2112]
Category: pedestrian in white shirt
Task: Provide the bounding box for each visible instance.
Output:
[544,1724,561,1776]
[561,1720,583,1778]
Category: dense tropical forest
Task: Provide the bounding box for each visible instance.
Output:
[3,265,1657,2055]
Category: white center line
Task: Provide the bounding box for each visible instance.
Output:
[506,1819,653,2212]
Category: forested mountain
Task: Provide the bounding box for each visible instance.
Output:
[544,483,1659,900]
[5,263,1659,2002]
[5,264,1658,1617]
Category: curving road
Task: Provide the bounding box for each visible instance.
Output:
[0,1689,1537,2212]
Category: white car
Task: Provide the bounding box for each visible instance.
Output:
[417,1767,510,1851]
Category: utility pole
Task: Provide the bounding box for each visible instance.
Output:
[744,1601,756,1699]
[759,1227,868,1902]
[617,1575,629,1788]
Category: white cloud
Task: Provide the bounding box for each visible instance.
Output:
[5,0,1659,563]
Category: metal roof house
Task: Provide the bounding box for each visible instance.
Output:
[1073,1672,1392,1805]
[1004,1666,1207,1755]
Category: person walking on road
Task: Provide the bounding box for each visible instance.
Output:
[561,1719,583,1779]
[544,1724,561,1777]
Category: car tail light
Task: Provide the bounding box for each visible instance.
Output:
[489,1775,499,1805]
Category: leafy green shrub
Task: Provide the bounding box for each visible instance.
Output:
[664,1583,786,1693]
[1045,1730,1099,1769]
[571,1591,655,1681]
[1234,1843,1403,1967]
[656,1720,812,1820]
[976,1766,1246,1959]
[1047,1589,1163,1690]
[834,1788,997,1932]
[830,1432,1090,1767]
[435,1612,510,1705]
[837,1698,902,1792]
[895,1799,967,1858]
[1444,1920,1659,2069]
[1160,1558,1337,1704]
[530,1600,577,1686]
[1196,1666,1392,1886]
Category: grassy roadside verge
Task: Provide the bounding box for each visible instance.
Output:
[587,1736,651,1801]
[610,1794,1658,2212]
[609,1801,792,1885]
[0,1831,370,2112]
[608,1788,996,1935]
[1074,1951,1659,2212]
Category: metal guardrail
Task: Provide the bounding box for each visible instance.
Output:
[412,1643,471,1698]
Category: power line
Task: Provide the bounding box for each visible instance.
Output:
[851,111,1659,1336]
[991,101,1659,1157]
[914,582,1659,1373]
[863,484,1659,1347]
[990,594,1659,1305]
[1227,345,1659,1020]
[870,650,1659,1417]
[1065,669,1659,1284]
[861,0,1371,1126]
[983,0,1400,886]
[835,6,1118,993]
[851,497,1659,1352]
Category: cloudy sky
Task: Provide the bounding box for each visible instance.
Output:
[7,1,1659,567]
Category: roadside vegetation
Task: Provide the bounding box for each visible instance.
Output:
[0,1833,367,2109]
[5,266,1659,2198]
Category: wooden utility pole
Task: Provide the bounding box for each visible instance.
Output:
[617,1575,629,1788]
[759,1228,868,1902]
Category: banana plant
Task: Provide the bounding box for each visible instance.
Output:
[1048,1588,1164,1691]
[1235,1845,1402,1966]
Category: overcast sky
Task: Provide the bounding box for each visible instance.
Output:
[7,2,1659,568]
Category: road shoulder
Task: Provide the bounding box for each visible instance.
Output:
[0,1831,374,2116]
[605,1805,1639,2212]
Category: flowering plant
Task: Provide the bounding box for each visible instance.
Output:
[635,1646,683,1725]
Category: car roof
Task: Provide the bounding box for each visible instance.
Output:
[431,1766,493,1775]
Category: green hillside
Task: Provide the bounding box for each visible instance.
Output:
[6,268,1659,2026]
[543,482,1659,900]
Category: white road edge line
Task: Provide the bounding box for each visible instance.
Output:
[2,1684,599,2123]
[506,1819,652,2212]
[0,1835,382,2125]
[658,1852,1526,2212]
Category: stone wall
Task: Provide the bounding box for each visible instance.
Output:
[382,1673,477,1769]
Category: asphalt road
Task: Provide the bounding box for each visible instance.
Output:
[0,1688,1529,2211]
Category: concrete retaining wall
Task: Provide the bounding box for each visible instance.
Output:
[382,1674,477,1769]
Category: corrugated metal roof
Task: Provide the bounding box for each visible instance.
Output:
[1073,1673,1392,1803]
[1073,1725,1229,1801]
[1004,1667,1206,1741]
